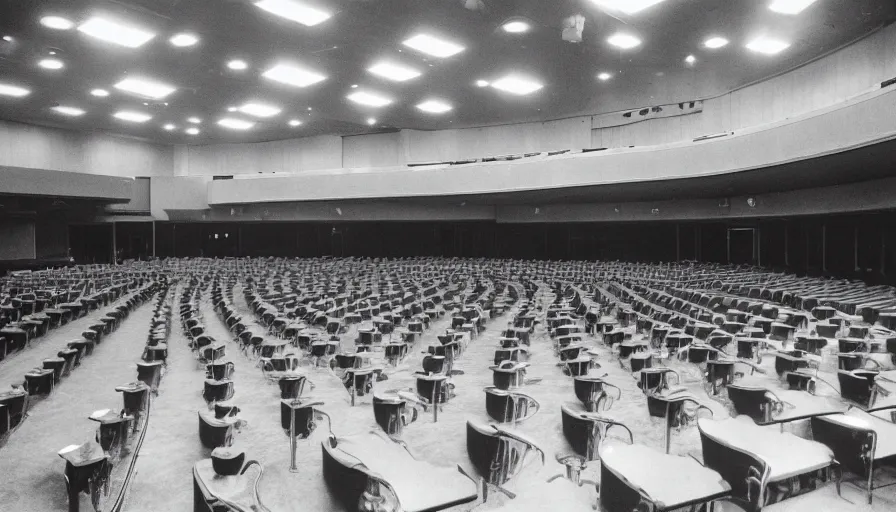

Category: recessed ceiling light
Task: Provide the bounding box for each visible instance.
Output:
[490,74,543,96]
[402,33,465,58]
[597,72,612,81]
[288,119,302,126]
[347,91,392,107]
[746,36,790,55]
[592,0,667,15]
[262,63,327,88]
[502,21,530,33]
[255,0,331,26]
[227,106,238,112]
[417,99,452,114]
[350,84,358,88]
[114,76,176,99]
[169,32,199,47]
[52,105,85,117]
[769,0,818,15]
[239,102,281,118]
[704,37,729,49]
[90,88,109,97]
[218,117,255,130]
[163,123,176,131]
[366,118,376,125]
[2,36,12,42]
[307,107,312,111]
[114,110,152,123]
[78,16,156,48]
[41,16,75,30]
[185,127,200,135]
[0,83,31,97]
[475,80,490,87]
[367,61,421,82]
[685,54,696,64]
[607,32,641,49]
[38,58,64,70]
[227,59,248,70]
[187,117,202,124]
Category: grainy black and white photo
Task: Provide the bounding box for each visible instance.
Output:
[0,0,895,511]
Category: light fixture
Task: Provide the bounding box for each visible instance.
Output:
[597,72,612,81]
[490,74,543,96]
[113,110,152,123]
[114,76,176,99]
[255,0,332,26]
[416,99,452,113]
[227,59,248,70]
[169,32,199,47]
[746,36,790,55]
[704,36,729,49]
[2,36,12,42]
[262,63,326,88]
[186,127,200,135]
[41,16,75,30]
[747,197,757,208]
[475,79,490,87]
[347,91,392,107]
[227,106,238,112]
[607,32,641,49]
[685,54,696,64]
[52,106,85,116]
[187,117,202,124]
[218,117,255,130]
[769,0,818,15]
[0,83,31,97]
[501,20,530,33]
[307,107,312,111]
[78,16,156,48]
[288,119,302,126]
[239,102,281,118]
[350,84,358,88]
[592,0,667,14]
[366,118,376,125]
[38,58,64,70]
[90,88,110,97]
[402,33,465,58]
[367,61,421,82]
[163,123,176,131]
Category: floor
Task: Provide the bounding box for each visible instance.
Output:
[1,280,894,511]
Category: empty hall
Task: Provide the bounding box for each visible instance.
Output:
[1,0,896,511]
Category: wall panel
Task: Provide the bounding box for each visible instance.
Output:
[343,132,405,168]
[0,220,36,260]
[178,135,342,175]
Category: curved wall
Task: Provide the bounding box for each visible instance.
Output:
[207,85,896,205]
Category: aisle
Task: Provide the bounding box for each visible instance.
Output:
[0,299,157,512]
[125,286,209,512]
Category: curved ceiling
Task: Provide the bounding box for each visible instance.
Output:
[0,0,893,144]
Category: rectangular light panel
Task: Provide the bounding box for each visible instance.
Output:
[490,75,543,96]
[416,100,452,113]
[262,63,327,87]
[746,37,790,55]
[607,33,641,49]
[347,91,392,107]
[402,34,465,58]
[113,110,152,123]
[0,83,31,97]
[52,106,86,116]
[114,77,176,99]
[593,0,667,15]
[239,102,282,118]
[218,118,256,130]
[77,16,156,48]
[769,0,818,14]
[368,61,421,82]
[255,0,331,26]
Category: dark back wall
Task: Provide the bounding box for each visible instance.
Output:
[65,211,896,285]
